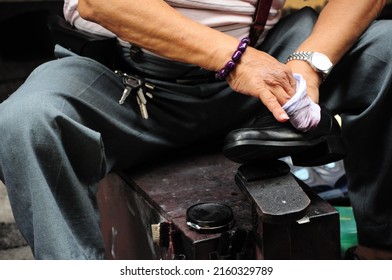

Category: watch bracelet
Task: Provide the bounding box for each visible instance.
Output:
[286,51,312,63]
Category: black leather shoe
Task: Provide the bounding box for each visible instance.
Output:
[222,108,346,166]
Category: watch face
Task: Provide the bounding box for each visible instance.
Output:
[310,52,333,72]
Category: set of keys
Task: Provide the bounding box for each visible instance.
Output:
[115,70,154,119]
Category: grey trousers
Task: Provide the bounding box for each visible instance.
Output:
[0,8,391,259]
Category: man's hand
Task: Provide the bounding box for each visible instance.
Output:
[227,47,297,122]
[286,59,322,104]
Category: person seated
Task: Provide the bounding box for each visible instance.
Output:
[0,0,391,260]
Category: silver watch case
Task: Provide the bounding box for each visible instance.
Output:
[287,51,333,79]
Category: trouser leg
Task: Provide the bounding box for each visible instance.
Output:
[0,53,138,259]
[260,7,317,61]
[321,20,392,249]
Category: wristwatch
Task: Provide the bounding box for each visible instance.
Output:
[286,51,333,80]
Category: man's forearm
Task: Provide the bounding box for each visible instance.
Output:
[296,0,386,64]
[77,0,239,72]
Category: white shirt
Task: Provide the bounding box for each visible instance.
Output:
[63,0,286,46]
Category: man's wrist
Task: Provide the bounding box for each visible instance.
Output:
[286,51,333,81]
[215,38,250,80]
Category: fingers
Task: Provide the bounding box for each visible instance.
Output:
[265,68,296,121]
[259,91,290,123]
[261,64,296,106]
[282,71,297,97]
[261,72,296,122]
[275,66,297,101]
[271,84,293,106]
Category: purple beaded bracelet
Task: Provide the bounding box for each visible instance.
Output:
[215,37,250,80]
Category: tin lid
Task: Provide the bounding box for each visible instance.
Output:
[186,202,234,233]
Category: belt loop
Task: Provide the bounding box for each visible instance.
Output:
[130,45,143,62]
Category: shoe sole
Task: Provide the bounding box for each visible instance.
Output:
[223,135,346,166]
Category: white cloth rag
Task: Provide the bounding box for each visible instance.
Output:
[282,73,321,132]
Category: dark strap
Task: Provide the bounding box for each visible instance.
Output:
[249,0,273,46]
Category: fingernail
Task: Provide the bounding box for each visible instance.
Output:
[281,113,290,120]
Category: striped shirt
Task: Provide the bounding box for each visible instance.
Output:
[63,0,286,46]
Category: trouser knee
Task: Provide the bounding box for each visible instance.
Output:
[0,92,61,146]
